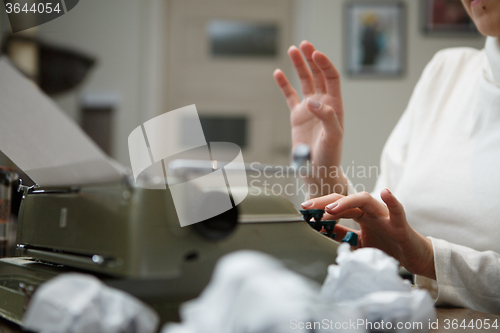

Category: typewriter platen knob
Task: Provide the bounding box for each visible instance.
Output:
[192,192,239,240]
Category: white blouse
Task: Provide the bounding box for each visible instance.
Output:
[350,37,500,314]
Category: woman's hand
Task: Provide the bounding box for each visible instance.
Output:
[301,189,436,279]
[274,41,347,197]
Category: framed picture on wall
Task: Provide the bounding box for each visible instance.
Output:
[422,0,478,34]
[345,1,405,77]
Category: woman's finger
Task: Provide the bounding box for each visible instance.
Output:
[273,69,300,110]
[325,191,386,218]
[301,192,344,209]
[380,189,407,226]
[288,46,315,96]
[312,51,341,97]
[300,41,326,94]
[307,98,343,141]
[323,208,365,220]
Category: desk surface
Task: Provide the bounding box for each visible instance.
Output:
[0,307,499,332]
[431,308,500,332]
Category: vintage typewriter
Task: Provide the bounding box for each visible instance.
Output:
[0,58,349,325]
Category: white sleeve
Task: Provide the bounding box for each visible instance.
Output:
[368,106,412,199]
[341,51,447,229]
[340,108,411,229]
[342,94,412,228]
[369,50,451,199]
[416,238,500,315]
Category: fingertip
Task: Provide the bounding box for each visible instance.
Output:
[288,45,299,54]
[381,188,402,211]
[380,188,391,202]
[312,50,322,59]
[301,200,314,208]
[288,46,305,65]
[306,103,323,121]
[273,70,285,86]
[311,51,321,65]
[325,206,341,216]
[312,51,329,66]
[307,97,322,110]
[299,40,312,50]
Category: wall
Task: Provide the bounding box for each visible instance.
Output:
[0,5,9,166]
[0,0,167,170]
[292,0,485,192]
[0,0,486,191]
[0,0,165,169]
[36,0,141,166]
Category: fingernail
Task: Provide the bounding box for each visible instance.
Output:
[326,202,338,210]
[301,200,313,208]
[386,188,392,194]
[308,98,322,110]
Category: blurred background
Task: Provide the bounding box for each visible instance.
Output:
[0,0,485,192]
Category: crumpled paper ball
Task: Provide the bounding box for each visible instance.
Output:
[23,273,159,333]
[162,246,435,333]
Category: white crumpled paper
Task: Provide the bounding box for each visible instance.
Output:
[162,251,347,333]
[163,244,436,333]
[21,246,435,333]
[321,243,411,300]
[321,243,437,333]
[23,273,159,333]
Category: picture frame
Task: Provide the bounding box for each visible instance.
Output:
[421,0,478,35]
[345,1,405,77]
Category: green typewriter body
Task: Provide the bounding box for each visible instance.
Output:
[0,181,338,325]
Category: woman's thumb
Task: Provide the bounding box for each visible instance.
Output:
[381,188,406,223]
[307,98,342,139]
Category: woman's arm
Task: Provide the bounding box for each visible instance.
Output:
[419,238,500,315]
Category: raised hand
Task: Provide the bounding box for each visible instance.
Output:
[301,189,436,279]
[274,41,347,197]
